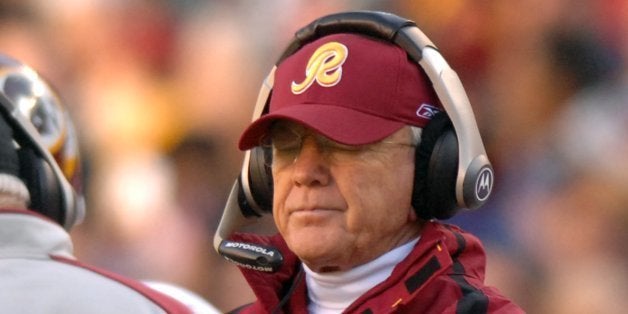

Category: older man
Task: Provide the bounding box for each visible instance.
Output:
[218,11,523,314]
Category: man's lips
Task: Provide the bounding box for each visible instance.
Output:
[288,206,341,214]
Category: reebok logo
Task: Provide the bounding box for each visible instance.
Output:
[416,103,440,119]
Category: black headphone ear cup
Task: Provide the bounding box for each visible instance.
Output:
[239,145,274,216]
[17,147,64,224]
[412,113,459,220]
[425,129,459,219]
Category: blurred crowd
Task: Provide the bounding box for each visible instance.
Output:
[1,0,626,312]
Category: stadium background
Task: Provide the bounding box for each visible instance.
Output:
[1,0,627,312]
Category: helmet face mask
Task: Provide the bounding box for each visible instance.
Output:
[0,54,84,229]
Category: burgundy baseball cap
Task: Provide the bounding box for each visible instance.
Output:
[238,33,442,150]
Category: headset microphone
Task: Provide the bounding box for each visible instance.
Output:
[218,240,283,273]
[214,180,283,273]
[213,66,283,272]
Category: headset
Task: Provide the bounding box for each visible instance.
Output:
[0,54,85,230]
[214,11,494,272]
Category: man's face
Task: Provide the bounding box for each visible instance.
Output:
[270,121,422,272]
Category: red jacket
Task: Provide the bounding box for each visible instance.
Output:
[229,221,524,313]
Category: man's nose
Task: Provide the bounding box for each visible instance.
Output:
[290,136,330,187]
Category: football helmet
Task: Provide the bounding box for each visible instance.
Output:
[0,54,84,229]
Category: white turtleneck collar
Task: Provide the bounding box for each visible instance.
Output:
[303,237,420,314]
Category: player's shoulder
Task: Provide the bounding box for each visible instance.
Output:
[51,256,207,313]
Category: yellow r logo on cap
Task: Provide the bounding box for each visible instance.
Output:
[291,42,348,95]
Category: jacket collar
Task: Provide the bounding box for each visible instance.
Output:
[229,221,487,313]
[0,209,73,259]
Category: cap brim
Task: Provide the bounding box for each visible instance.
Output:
[238,104,405,150]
